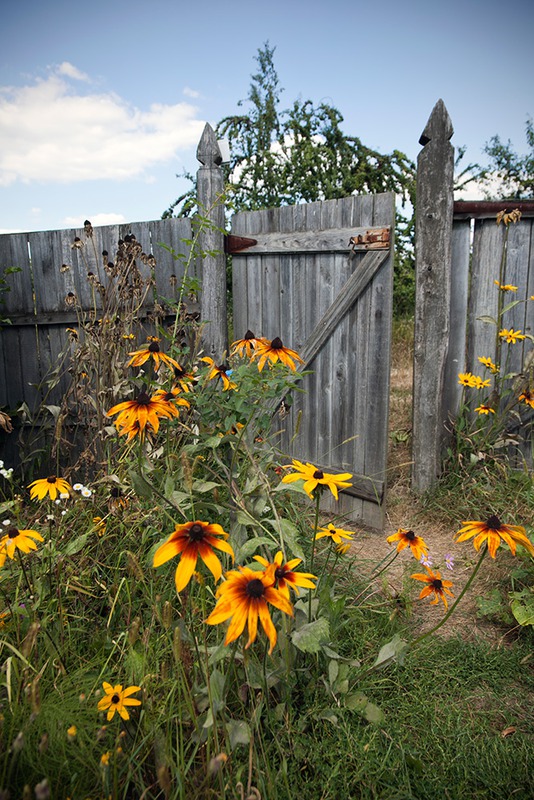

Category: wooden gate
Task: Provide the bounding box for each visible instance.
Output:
[230,193,395,528]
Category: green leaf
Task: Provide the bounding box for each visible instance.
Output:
[192,480,220,493]
[328,659,339,686]
[363,702,384,724]
[64,533,89,557]
[266,518,305,560]
[510,590,534,627]
[236,536,274,561]
[226,719,251,748]
[344,692,368,712]
[128,470,152,499]
[476,314,497,325]
[291,617,330,653]
[373,634,408,668]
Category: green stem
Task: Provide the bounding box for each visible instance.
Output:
[410,546,488,649]
[308,492,321,623]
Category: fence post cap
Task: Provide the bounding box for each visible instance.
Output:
[419,99,453,146]
[197,123,223,167]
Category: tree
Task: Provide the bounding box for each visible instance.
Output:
[163,43,417,314]
[480,118,534,199]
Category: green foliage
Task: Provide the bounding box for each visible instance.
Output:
[481,117,534,199]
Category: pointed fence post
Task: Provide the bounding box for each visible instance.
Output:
[196,123,228,358]
[412,100,455,493]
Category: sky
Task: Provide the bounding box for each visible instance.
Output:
[1,0,533,234]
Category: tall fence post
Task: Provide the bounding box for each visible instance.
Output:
[412,100,455,493]
[196,123,228,358]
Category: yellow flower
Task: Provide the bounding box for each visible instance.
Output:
[231,330,265,359]
[28,476,72,501]
[67,725,77,740]
[456,516,534,559]
[458,372,477,387]
[475,405,495,415]
[494,280,518,292]
[100,750,112,766]
[97,683,141,721]
[478,356,499,374]
[386,528,428,560]
[499,328,526,344]
[200,357,237,391]
[411,566,454,610]
[316,523,356,546]
[205,565,293,654]
[153,521,234,593]
[0,526,44,564]
[253,337,304,372]
[107,390,178,438]
[92,516,106,536]
[518,390,534,409]
[253,551,316,599]
[127,338,181,372]
[281,459,352,500]
[473,376,490,389]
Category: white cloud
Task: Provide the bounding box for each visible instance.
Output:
[56,62,90,82]
[62,212,127,227]
[0,65,205,186]
[183,86,200,99]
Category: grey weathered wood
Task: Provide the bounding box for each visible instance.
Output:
[231,194,395,529]
[442,220,470,422]
[230,225,389,255]
[412,100,455,493]
[197,123,228,358]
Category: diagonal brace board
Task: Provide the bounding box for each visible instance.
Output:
[301,248,389,366]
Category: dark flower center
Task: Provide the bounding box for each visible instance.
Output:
[217,364,229,373]
[148,341,161,353]
[271,337,283,349]
[432,579,443,591]
[162,392,174,401]
[275,566,286,581]
[111,694,120,705]
[188,523,205,541]
[110,487,122,498]
[136,391,151,405]
[47,476,57,484]
[246,578,265,599]
[405,530,416,540]
[7,527,19,539]
[244,330,256,340]
[313,470,324,479]
[486,515,502,531]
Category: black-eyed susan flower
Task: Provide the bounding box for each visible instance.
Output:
[499,328,526,344]
[152,387,191,413]
[28,476,72,502]
[494,280,518,292]
[173,365,197,393]
[0,526,44,564]
[109,486,128,513]
[472,376,490,389]
[458,372,477,387]
[386,528,429,560]
[153,521,234,593]
[456,516,534,559]
[200,357,237,391]
[107,390,177,437]
[231,330,265,359]
[205,565,293,654]
[281,459,352,500]
[253,550,316,599]
[478,356,499,374]
[253,337,304,372]
[127,337,181,372]
[518,389,534,409]
[411,566,454,610]
[97,682,141,721]
[315,523,356,546]
[475,404,495,415]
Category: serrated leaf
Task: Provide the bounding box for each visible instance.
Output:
[291,617,330,653]
[226,719,251,748]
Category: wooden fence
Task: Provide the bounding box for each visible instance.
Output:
[412,101,534,491]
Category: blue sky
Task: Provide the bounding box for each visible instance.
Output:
[1,0,533,233]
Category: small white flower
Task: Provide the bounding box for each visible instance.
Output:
[46,514,54,521]
[73,483,84,492]
[59,492,69,500]
[81,487,92,498]
[0,460,3,469]
[55,499,61,505]
[2,519,11,526]
[61,510,67,516]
